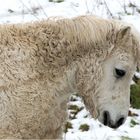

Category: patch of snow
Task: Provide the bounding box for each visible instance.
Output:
[135,72,140,79]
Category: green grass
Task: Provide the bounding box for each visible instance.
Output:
[130,119,139,127]
[68,104,84,119]
[121,136,134,140]
[130,84,140,109]
[64,121,73,133]
[79,124,90,131]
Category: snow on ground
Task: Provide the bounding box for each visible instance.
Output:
[135,72,140,79]
[0,0,140,140]
[0,0,140,30]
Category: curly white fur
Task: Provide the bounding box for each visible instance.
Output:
[0,15,139,139]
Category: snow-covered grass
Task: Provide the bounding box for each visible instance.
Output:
[0,0,140,140]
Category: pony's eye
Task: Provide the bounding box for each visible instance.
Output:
[115,68,126,78]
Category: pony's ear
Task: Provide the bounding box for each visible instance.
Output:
[116,26,131,43]
[109,26,131,56]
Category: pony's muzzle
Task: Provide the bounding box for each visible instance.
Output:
[103,111,125,129]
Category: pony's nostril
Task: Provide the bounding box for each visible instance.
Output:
[102,111,124,128]
[117,117,125,127]
[103,111,110,126]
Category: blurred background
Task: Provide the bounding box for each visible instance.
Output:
[1,0,140,140]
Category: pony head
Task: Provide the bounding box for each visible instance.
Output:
[74,16,140,128]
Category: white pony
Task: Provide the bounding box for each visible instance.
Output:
[0,15,139,139]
